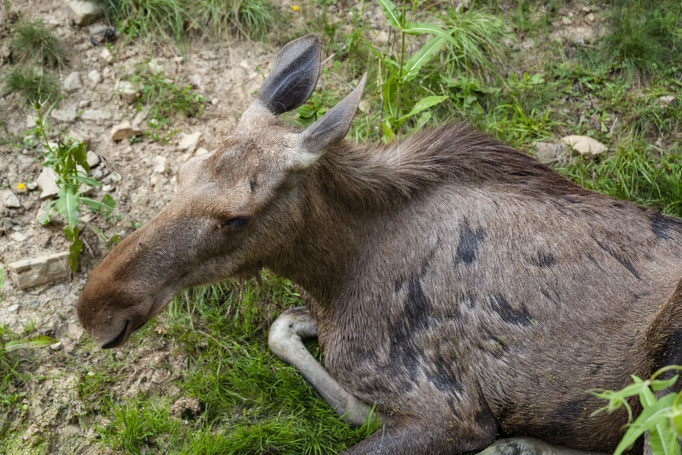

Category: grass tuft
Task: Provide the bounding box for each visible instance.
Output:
[600,0,681,78]
[10,19,66,68]
[2,66,60,105]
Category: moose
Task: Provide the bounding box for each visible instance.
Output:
[77,35,682,454]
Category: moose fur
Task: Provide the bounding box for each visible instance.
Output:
[77,35,682,454]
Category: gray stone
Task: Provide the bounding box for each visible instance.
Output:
[100,47,113,63]
[535,142,568,164]
[7,304,19,312]
[86,151,100,168]
[111,121,143,141]
[87,69,101,85]
[109,172,122,183]
[9,232,26,242]
[81,109,112,122]
[51,106,78,123]
[132,110,147,126]
[7,252,70,290]
[658,95,676,106]
[152,155,168,174]
[63,72,82,92]
[36,167,59,199]
[102,184,115,192]
[561,135,606,157]
[1,190,21,208]
[178,132,201,152]
[66,1,103,26]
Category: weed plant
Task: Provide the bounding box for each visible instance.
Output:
[30,103,116,271]
[128,60,206,140]
[10,18,66,68]
[2,66,60,105]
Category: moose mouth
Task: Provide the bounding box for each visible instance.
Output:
[102,319,132,349]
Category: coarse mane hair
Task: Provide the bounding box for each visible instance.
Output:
[314,123,593,210]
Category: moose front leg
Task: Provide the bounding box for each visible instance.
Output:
[268,306,383,426]
[476,437,607,455]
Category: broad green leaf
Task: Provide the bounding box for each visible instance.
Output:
[400,96,448,121]
[652,375,679,392]
[382,77,398,120]
[403,37,446,81]
[614,393,678,455]
[376,0,401,29]
[81,195,116,216]
[4,335,59,351]
[402,22,457,46]
[74,175,101,187]
[55,185,79,228]
[415,111,431,131]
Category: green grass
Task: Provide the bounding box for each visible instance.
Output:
[599,0,682,78]
[90,273,380,454]
[93,0,275,43]
[1,66,60,105]
[10,18,66,68]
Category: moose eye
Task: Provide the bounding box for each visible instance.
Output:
[228,217,250,231]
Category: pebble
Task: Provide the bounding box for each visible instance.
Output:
[178,132,201,152]
[111,121,143,141]
[10,232,26,242]
[50,106,78,123]
[66,1,103,26]
[36,167,59,198]
[102,184,115,192]
[63,72,82,92]
[86,151,101,168]
[81,109,112,122]
[88,69,102,85]
[1,190,21,208]
[560,135,606,157]
[7,304,19,312]
[100,47,113,63]
[152,155,169,174]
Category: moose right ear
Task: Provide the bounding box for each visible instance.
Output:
[257,34,321,115]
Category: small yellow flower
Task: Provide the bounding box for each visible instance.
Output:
[17,182,26,190]
[291,5,300,11]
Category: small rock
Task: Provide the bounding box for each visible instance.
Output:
[88,69,101,85]
[78,99,91,108]
[51,106,78,123]
[152,155,168,174]
[7,304,19,312]
[86,151,100,168]
[178,132,201,152]
[50,342,63,351]
[67,1,103,26]
[10,232,26,242]
[561,17,573,25]
[36,167,59,198]
[102,184,114,192]
[211,98,219,105]
[658,95,676,106]
[132,110,147,126]
[7,252,70,290]
[68,130,91,148]
[81,109,112,122]
[534,142,568,164]
[111,121,143,141]
[561,135,606,157]
[1,190,21,208]
[63,72,82,92]
[195,147,209,156]
[148,59,163,75]
[27,181,38,191]
[109,171,122,183]
[586,12,596,22]
[100,47,113,63]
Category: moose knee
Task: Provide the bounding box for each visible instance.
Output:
[268,306,317,362]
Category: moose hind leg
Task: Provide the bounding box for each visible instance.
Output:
[268,306,381,426]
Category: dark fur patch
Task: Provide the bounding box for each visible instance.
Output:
[650,212,682,241]
[593,237,642,280]
[489,294,534,326]
[661,329,682,368]
[555,397,592,423]
[531,251,557,268]
[455,219,486,265]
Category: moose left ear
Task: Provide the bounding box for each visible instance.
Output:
[298,73,367,161]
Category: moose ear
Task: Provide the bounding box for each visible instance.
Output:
[257,34,321,115]
[299,73,367,160]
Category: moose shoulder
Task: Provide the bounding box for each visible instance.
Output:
[77,34,682,454]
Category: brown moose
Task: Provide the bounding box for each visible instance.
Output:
[77,35,682,454]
